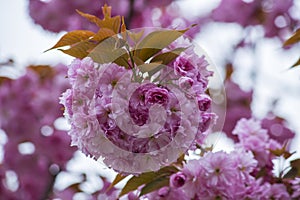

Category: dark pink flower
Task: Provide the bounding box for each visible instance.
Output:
[170,172,187,188]
[145,86,169,105]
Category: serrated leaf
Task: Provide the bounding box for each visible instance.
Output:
[119,166,178,197]
[46,30,95,52]
[289,57,300,69]
[283,29,300,47]
[139,176,169,197]
[150,47,187,65]
[134,29,187,62]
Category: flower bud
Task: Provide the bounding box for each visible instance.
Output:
[170,172,187,188]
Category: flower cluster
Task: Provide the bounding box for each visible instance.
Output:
[60,35,214,173]
[143,118,296,199]
[147,150,259,199]
[233,118,281,170]
[0,65,76,199]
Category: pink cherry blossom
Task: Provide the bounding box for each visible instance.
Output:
[60,26,214,173]
[0,64,76,199]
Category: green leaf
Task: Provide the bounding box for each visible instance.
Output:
[146,47,188,76]
[113,54,130,68]
[137,62,162,73]
[284,159,300,178]
[283,28,300,47]
[119,171,156,197]
[127,30,145,44]
[89,37,127,64]
[106,174,128,192]
[148,64,165,77]
[139,176,169,197]
[45,30,95,52]
[134,29,187,62]
[132,56,145,66]
[150,47,187,65]
[119,166,178,197]
[283,167,298,179]
[291,159,300,172]
[112,174,127,186]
